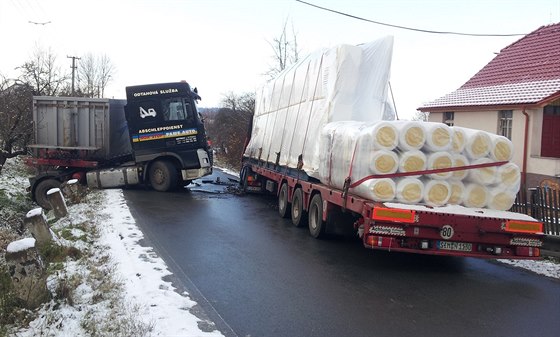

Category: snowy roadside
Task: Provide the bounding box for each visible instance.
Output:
[13,187,225,337]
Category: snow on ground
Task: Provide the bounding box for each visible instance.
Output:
[498,258,560,279]
[100,189,224,337]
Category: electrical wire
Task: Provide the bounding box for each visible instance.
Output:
[295,0,527,37]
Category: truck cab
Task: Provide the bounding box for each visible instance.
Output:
[124,82,213,190]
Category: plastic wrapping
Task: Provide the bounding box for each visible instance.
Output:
[467,158,497,185]
[488,186,516,211]
[244,36,395,177]
[426,152,453,180]
[463,183,489,208]
[490,135,514,162]
[457,127,492,159]
[423,179,451,207]
[393,120,426,151]
[448,181,465,205]
[398,150,427,177]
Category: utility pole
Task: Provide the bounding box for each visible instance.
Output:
[67,55,80,95]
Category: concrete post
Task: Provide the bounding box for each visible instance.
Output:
[46,188,68,218]
[24,208,53,247]
[5,238,50,309]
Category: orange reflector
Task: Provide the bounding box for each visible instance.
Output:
[505,220,543,234]
[372,207,416,223]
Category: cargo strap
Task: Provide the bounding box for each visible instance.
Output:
[347,160,508,189]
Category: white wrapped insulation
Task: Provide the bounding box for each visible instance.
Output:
[457,127,492,159]
[393,120,426,151]
[463,183,489,208]
[244,36,395,177]
[450,127,467,154]
[315,120,519,209]
[398,150,427,177]
[496,162,521,191]
[396,178,424,204]
[467,158,497,185]
[488,186,517,211]
[448,181,465,205]
[451,154,469,181]
[490,135,514,162]
[426,152,453,180]
[423,179,451,207]
[423,122,452,152]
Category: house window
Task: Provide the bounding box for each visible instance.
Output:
[541,105,560,158]
[443,112,454,126]
[498,110,513,139]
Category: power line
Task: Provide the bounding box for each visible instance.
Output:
[295,0,527,37]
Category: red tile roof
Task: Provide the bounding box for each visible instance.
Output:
[420,23,560,111]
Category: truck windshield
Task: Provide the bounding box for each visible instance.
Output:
[162,98,194,122]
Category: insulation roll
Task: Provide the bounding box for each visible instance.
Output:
[396,178,424,204]
[427,152,453,180]
[361,121,399,151]
[448,181,465,205]
[353,178,396,202]
[488,186,516,211]
[423,179,451,207]
[423,122,452,152]
[496,162,521,191]
[393,121,426,151]
[459,127,492,159]
[467,158,497,185]
[490,135,514,162]
[369,150,399,175]
[463,183,489,208]
[451,154,469,181]
[398,150,427,177]
[450,127,466,154]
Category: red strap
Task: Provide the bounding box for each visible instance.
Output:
[348,160,508,189]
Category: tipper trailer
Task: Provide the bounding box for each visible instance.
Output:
[27,82,212,208]
[240,160,544,259]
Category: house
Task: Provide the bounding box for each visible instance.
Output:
[418,22,560,189]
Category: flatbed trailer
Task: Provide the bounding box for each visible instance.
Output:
[241,159,544,259]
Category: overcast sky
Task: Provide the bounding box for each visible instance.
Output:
[1,0,559,119]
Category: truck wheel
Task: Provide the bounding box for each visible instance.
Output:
[291,187,306,227]
[149,161,178,192]
[309,194,326,238]
[278,182,290,218]
[34,179,61,210]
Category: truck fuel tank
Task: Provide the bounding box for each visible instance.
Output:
[86,167,140,188]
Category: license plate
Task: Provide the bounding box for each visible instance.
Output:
[438,241,473,252]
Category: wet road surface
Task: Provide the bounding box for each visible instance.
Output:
[123,169,560,337]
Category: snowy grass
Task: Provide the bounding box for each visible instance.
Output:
[0,158,224,337]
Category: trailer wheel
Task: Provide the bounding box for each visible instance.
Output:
[149,160,177,192]
[278,182,290,218]
[34,179,61,210]
[308,194,326,238]
[291,187,306,227]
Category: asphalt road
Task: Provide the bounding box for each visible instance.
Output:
[123,168,560,337]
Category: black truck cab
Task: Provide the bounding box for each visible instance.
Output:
[125,82,212,188]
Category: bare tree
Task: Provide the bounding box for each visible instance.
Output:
[206,92,255,169]
[266,19,301,80]
[412,111,430,121]
[77,53,115,98]
[16,44,68,96]
[0,75,33,173]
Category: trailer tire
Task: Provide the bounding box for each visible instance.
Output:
[291,187,306,227]
[34,179,61,210]
[309,194,326,238]
[149,160,177,192]
[278,182,290,218]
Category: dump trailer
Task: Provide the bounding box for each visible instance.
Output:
[27,82,212,208]
[239,38,544,259]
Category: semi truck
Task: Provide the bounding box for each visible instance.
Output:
[239,38,544,260]
[26,82,212,209]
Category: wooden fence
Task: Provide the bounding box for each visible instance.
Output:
[511,187,560,236]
